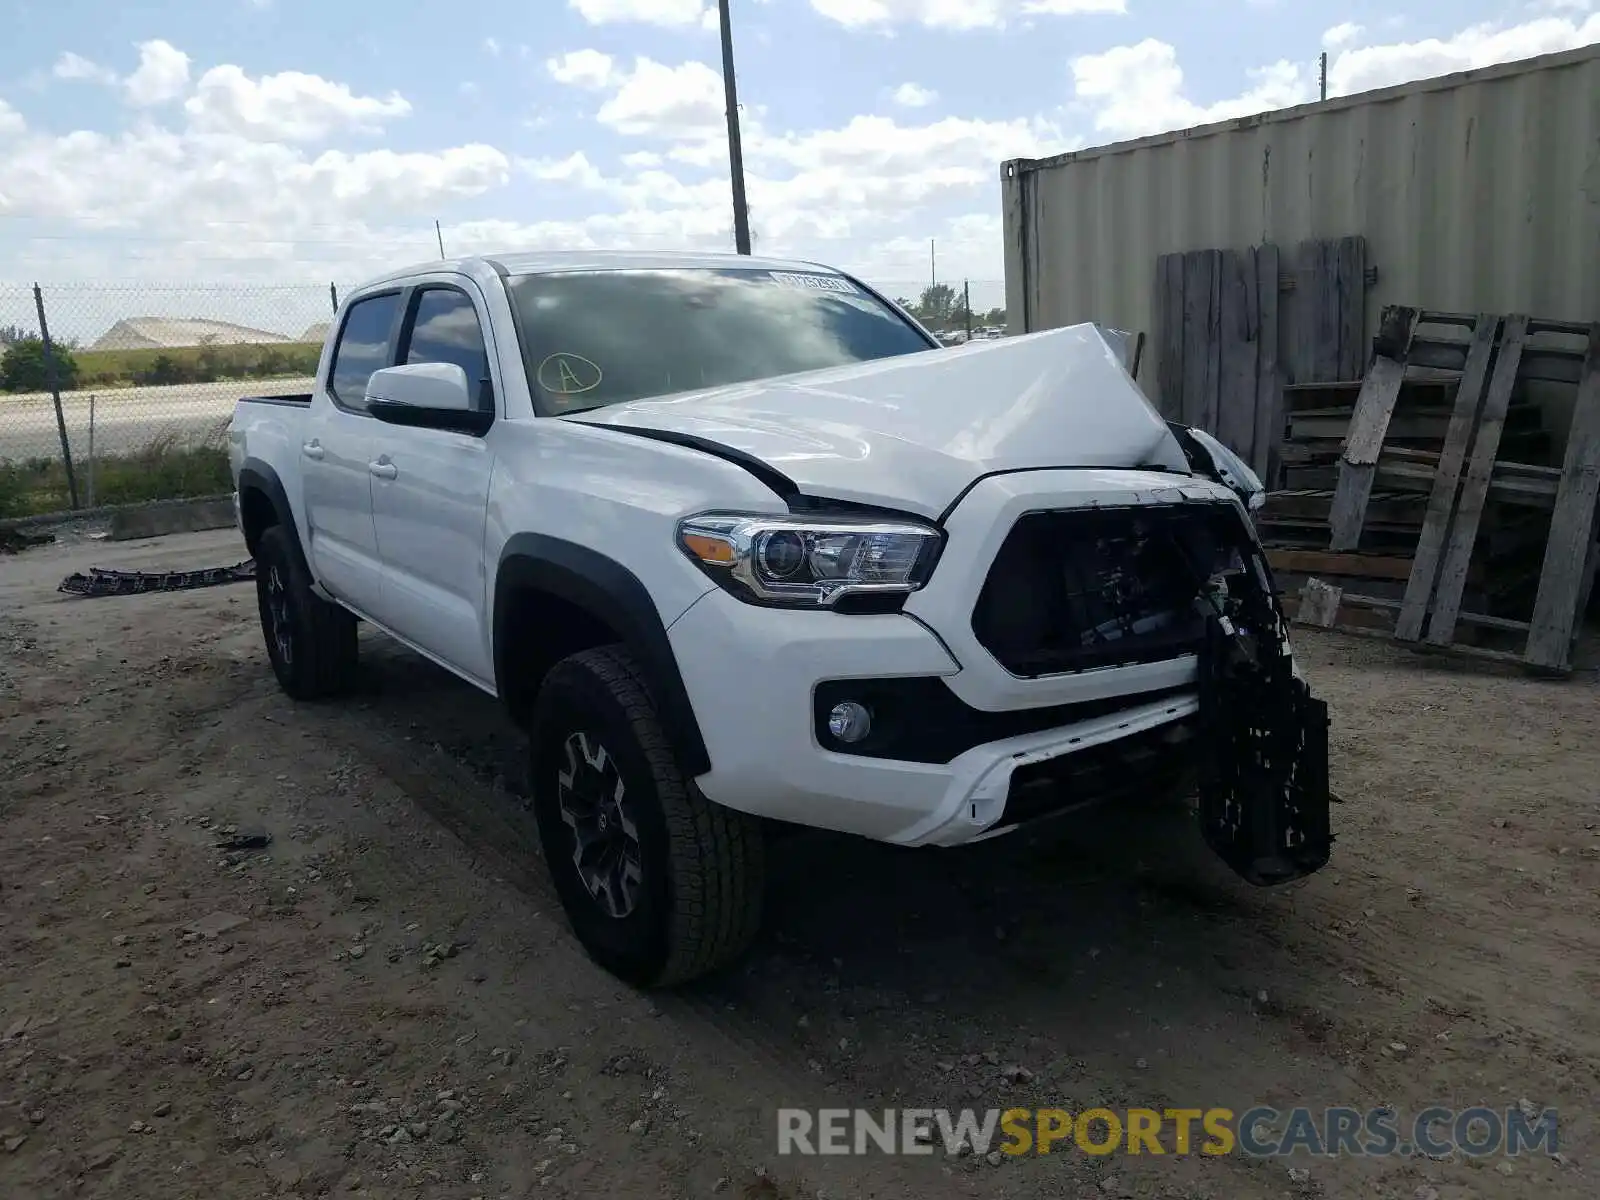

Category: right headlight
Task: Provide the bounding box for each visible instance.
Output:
[676,512,943,609]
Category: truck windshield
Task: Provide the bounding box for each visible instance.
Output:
[503,267,934,414]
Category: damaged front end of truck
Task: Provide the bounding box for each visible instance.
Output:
[1160,420,1333,885]
[972,488,1332,887]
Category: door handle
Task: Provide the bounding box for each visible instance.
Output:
[368,460,398,481]
[302,440,324,460]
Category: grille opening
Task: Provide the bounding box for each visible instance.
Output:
[972,503,1254,677]
[998,718,1198,830]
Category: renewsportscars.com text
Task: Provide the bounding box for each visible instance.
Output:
[776,1105,1558,1158]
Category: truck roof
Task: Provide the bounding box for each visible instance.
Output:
[360,248,853,290]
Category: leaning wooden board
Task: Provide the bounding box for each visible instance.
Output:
[1327,307,1419,551]
[1524,326,1600,672]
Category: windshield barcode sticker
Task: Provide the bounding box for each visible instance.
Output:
[768,271,859,295]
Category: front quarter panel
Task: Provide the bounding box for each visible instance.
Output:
[483,416,795,635]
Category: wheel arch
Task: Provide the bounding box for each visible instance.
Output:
[237,459,309,575]
[494,533,711,777]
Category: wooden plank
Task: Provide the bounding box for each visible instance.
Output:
[1292,412,1457,440]
[1179,251,1216,430]
[1335,236,1367,382]
[1203,250,1221,433]
[1393,315,1500,643]
[1575,534,1600,630]
[1381,446,1563,478]
[1265,548,1417,581]
[1215,249,1257,462]
[1342,594,1531,634]
[1155,253,1185,420]
[1283,462,1560,505]
[1274,571,1493,609]
[1426,314,1530,647]
[1311,240,1342,383]
[1289,401,1538,441]
[1344,308,1421,466]
[1252,242,1282,485]
[1327,310,1418,551]
[1263,489,1426,524]
[1407,342,1585,385]
[1524,325,1600,671]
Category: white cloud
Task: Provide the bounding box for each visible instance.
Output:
[521,150,609,188]
[810,0,1124,31]
[593,58,727,138]
[892,82,937,107]
[1071,38,1308,139]
[569,0,712,27]
[483,37,502,57]
[53,52,119,85]
[1322,22,1364,50]
[184,65,411,142]
[1067,13,1600,145]
[1327,14,1600,95]
[1020,0,1126,13]
[6,12,1594,293]
[0,99,24,139]
[547,49,618,89]
[124,39,191,107]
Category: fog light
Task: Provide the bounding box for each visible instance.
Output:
[827,701,872,744]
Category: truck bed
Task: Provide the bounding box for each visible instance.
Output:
[239,394,313,408]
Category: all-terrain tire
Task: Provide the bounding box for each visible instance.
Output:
[529,644,765,987]
[254,523,359,700]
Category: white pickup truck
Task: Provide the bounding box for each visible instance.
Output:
[229,250,1331,987]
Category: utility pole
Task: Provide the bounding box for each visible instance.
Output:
[718,0,752,255]
[435,219,446,259]
[1319,52,1328,101]
[929,239,936,289]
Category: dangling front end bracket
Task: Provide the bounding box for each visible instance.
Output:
[1195,561,1333,886]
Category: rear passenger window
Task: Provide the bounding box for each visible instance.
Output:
[329,292,401,411]
[404,288,492,410]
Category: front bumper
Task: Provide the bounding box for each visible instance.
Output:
[666,585,1199,847]
[667,468,1329,877]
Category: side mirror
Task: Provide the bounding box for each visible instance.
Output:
[365,363,491,435]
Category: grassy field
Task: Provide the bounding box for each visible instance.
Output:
[74,341,322,389]
[0,432,231,518]
[2,340,323,392]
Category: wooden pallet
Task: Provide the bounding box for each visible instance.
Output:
[1295,310,1600,674]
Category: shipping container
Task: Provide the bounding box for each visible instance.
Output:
[1001,43,1600,413]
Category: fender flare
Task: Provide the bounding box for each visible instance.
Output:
[236,459,311,575]
[494,533,711,777]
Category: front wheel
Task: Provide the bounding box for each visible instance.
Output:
[529,645,765,987]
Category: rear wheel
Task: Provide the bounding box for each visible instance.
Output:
[254,523,358,700]
[529,645,764,987]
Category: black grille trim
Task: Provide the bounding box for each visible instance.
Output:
[997,717,1199,829]
[972,502,1257,677]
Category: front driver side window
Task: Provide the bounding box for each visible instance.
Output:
[403,288,492,411]
[329,292,402,412]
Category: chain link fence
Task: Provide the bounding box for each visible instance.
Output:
[0,282,337,517]
[0,275,1006,519]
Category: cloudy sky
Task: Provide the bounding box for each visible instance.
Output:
[0,0,1595,299]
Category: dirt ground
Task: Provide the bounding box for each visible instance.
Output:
[2,527,1596,1200]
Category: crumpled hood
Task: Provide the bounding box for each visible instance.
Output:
[563,323,1192,519]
